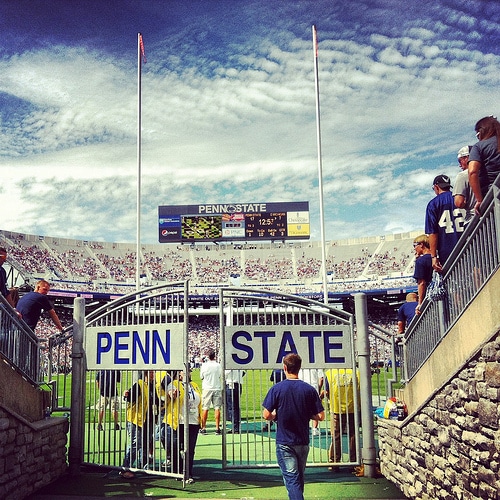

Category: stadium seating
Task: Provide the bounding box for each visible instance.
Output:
[0,228,421,294]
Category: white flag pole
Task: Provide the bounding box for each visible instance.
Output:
[136,32,143,291]
[312,25,329,304]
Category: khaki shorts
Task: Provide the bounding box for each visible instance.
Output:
[98,395,120,412]
[202,389,222,410]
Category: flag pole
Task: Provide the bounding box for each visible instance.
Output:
[312,25,329,305]
[136,32,143,291]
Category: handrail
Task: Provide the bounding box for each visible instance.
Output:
[404,174,500,381]
[0,294,41,384]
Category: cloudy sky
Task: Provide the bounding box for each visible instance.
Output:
[1,0,499,244]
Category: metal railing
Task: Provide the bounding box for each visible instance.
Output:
[0,294,41,384]
[367,322,402,405]
[404,176,500,381]
[46,330,74,410]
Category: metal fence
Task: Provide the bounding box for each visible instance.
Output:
[404,177,500,381]
[0,294,40,384]
[81,282,189,479]
[45,308,399,414]
[219,287,364,470]
[3,282,398,479]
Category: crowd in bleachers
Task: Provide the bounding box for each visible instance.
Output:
[143,250,193,282]
[94,251,136,282]
[296,256,322,279]
[0,229,420,294]
[366,247,412,276]
[243,256,294,281]
[195,256,240,282]
[58,249,108,281]
[2,224,416,377]
[4,226,405,378]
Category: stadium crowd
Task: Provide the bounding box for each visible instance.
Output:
[2,228,415,376]
[1,229,417,294]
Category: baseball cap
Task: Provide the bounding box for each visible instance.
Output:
[457,146,470,158]
[433,174,452,188]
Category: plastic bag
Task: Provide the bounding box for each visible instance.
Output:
[383,397,407,420]
[426,270,446,301]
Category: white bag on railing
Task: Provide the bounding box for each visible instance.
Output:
[426,271,446,301]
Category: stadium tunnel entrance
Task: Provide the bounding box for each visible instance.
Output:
[60,282,378,482]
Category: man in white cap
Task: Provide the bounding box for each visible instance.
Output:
[453,146,476,224]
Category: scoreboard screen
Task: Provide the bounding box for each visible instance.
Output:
[158,202,309,243]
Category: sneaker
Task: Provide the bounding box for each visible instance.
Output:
[97,424,103,431]
[199,428,207,434]
[215,428,222,435]
[185,477,195,484]
[119,470,135,480]
[312,428,320,436]
[115,424,121,430]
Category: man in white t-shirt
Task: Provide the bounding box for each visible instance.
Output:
[299,368,324,436]
[453,145,475,224]
[225,369,245,433]
[199,350,223,434]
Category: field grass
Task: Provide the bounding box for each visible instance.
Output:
[50,369,280,423]
[48,366,399,424]
[45,366,401,473]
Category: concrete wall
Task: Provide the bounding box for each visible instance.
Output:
[0,407,69,500]
[403,269,500,415]
[0,355,52,422]
[378,328,500,498]
[0,357,69,500]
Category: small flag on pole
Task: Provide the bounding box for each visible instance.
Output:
[139,33,147,64]
[313,25,318,58]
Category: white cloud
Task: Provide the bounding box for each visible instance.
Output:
[0,0,499,244]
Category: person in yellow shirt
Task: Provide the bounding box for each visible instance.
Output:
[322,368,360,471]
[155,370,172,452]
[164,370,202,483]
[121,371,155,479]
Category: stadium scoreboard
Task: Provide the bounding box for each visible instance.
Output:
[158,201,310,243]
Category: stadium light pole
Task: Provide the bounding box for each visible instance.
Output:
[136,33,145,291]
[312,25,329,304]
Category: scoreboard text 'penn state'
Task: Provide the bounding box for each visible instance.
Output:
[158,201,310,243]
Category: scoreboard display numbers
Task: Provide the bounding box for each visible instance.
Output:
[245,212,287,239]
[159,202,309,243]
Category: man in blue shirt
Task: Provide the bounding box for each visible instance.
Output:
[425,175,466,272]
[262,354,324,500]
[397,293,418,334]
[412,235,433,314]
[16,280,64,333]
